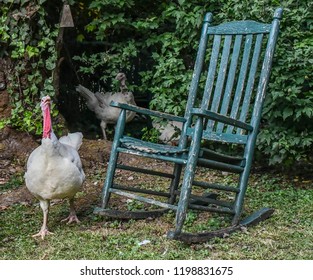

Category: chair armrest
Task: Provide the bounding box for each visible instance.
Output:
[110,101,187,123]
[190,108,253,131]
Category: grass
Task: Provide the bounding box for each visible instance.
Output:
[0,170,312,260]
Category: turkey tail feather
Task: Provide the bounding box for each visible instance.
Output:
[59,132,83,150]
[76,84,99,111]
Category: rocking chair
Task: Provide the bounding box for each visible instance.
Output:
[94,8,283,243]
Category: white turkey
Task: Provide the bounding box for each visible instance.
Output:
[76,72,136,139]
[24,96,85,239]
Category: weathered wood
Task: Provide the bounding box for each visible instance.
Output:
[117,164,175,179]
[190,108,253,131]
[110,101,186,123]
[197,158,244,173]
[168,207,274,243]
[94,207,169,220]
[113,184,171,198]
[190,128,248,144]
[216,35,242,133]
[110,188,178,211]
[208,21,272,35]
[192,180,240,193]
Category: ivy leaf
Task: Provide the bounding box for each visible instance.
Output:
[45,60,56,71]
[282,108,293,120]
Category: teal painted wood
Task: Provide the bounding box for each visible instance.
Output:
[110,101,186,123]
[113,184,171,198]
[226,34,253,134]
[100,108,126,209]
[200,147,244,164]
[190,108,253,131]
[216,35,243,133]
[174,117,204,233]
[188,194,233,208]
[192,180,240,193]
[116,164,175,179]
[239,34,264,124]
[188,204,235,215]
[208,20,272,35]
[200,130,247,144]
[187,126,248,143]
[110,188,178,211]
[197,157,244,173]
[211,35,232,113]
[206,35,232,131]
[201,35,221,110]
[117,147,188,164]
[96,7,283,242]
[183,12,212,137]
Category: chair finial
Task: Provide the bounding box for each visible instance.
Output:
[204,12,213,23]
[274,7,283,20]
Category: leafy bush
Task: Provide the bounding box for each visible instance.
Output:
[72,0,313,166]
[2,0,312,167]
[257,0,313,166]
[0,0,60,134]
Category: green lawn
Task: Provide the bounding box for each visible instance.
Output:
[0,171,312,260]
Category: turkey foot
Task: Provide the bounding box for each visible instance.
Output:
[61,199,80,224]
[32,228,54,240]
[61,213,80,224]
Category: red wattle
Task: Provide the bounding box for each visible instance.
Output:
[42,106,52,139]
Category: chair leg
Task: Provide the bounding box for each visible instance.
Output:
[168,119,203,238]
[232,166,251,225]
[172,165,196,236]
[100,110,127,209]
[101,151,119,209]
[168,164,183,204]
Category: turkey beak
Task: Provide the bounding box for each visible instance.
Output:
[40,96,51,109]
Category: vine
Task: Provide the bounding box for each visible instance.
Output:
[0,0,60,134]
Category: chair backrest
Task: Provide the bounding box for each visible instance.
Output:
[183,8,283,146]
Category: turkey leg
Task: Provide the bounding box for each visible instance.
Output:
[61,198,80,224]
[100,120,107,140]
[32,200,53,239]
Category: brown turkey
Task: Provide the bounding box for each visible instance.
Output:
[24,96,85,239]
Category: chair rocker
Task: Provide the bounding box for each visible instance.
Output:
[94,8,283,243]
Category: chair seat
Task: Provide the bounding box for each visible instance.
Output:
[120,136,188,155]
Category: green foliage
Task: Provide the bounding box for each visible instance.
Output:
[71,0,313,167]
[72,0,211,107]
[257,0,313,166]
[2,0,312,166]
[0,0,60,135]
[141,127,160,143]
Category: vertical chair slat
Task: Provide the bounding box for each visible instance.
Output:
[201,35,221,110]
[238,34,264,127]
[226,34,253,134]
[216,35,243,133]
[211,35,232,112]
[207,35,232,131]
